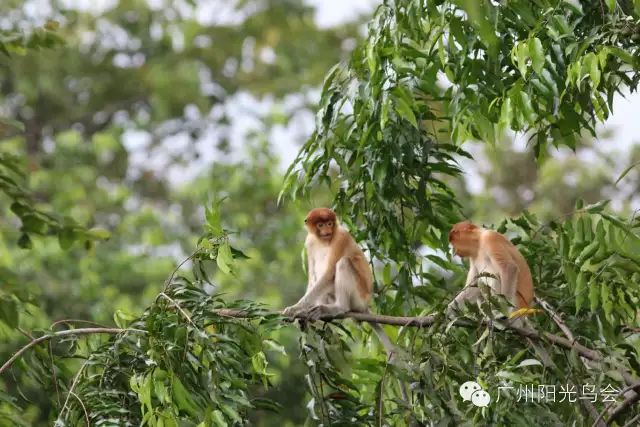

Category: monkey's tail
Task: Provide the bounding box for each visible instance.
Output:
[368,321,410,404]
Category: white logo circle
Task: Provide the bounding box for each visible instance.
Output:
[471,389,491,407]
[459,381,482,402]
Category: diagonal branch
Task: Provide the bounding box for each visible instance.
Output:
[0,327,146,376]
[537,297,606,427]
[591,382,640,427]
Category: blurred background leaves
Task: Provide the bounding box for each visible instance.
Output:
[1,0,640,425]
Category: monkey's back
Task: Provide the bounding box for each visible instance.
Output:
[482,230,534,308]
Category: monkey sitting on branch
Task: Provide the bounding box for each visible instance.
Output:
[282,208,406,368]
[446,221,536,319]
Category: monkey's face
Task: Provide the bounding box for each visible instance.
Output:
[448,231,465,256]
[305,208,337,242]
[448,222,478,257]
[315,221,335,241]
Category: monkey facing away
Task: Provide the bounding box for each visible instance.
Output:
[447,221,534,316]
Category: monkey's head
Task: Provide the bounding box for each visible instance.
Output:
[448,221,480,257]
[305,208,337,242]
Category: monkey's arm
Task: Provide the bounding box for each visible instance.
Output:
[305,246,314,292]
[464,261,479,287]
[310,233,348,290]
[446,262,480,315]
[283,241,343,316]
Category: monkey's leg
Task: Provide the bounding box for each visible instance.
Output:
[306,258,355,320]
[283,278,335,317]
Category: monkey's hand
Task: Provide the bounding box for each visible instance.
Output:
[282,304,306,318]
[445,301,460,318]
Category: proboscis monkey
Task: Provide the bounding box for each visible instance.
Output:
[282,207,373,319]
[447,221,534,316]
[283,208,408,400]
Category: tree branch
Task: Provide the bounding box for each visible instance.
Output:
[537,298,606,427]
[591,382,640,427]
[215,309,607,361]
[0,327,146,376]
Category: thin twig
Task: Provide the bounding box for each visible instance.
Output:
[0,328,146,376]
[163,248,200,292]
[58,359,90,421]
[536,297,575,342]
[537,297,606,427]
[50,319,109,329]
[69,391,90,426]
[606,388,640,426]
[17,327,33,340]
[159,292,195,327]
[539,297,640,426]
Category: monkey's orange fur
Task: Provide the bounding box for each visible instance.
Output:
[448,221,534,310]
[304,209,373,301]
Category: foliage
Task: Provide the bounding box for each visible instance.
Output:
[278,0,640,424]
[0,23,110,359]
[4,204,638,426]
[58,286,282,426]
[282,207,640,425]
[0,23,109,254]
[283,0,640,306]
[2,0,640,426]
[0,1,358,425]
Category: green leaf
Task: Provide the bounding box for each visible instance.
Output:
[382,263,391,285]
[205,199,224,235]
[605,0,616,12]
[530,38,545,74]
[514,42,529,78]
[171,376,200,417]
[615,161,640,185]
[17,233,32,249]
[499,97,513,129]
[575,271,587,311]
[588,277,599,312]
[86,227,111,240]
[212,410,228,427]
[21,214,48,234]
[58,226,77,250]
[394,95,418,129]
[583,200,610,213]
[517,359,543,368]
[216,241,234,275]
[0,297,19,328]
[586,53,601,90]
[516,90,536,123]
[263,339,286,355]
